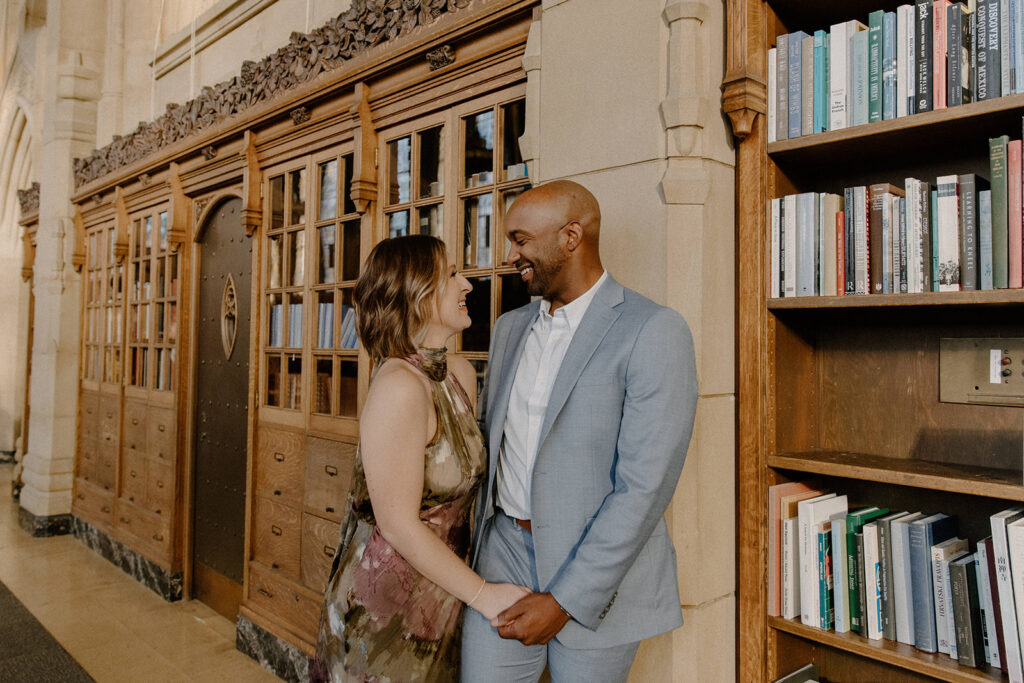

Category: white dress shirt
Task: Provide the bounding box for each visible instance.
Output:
[495,271,608,520]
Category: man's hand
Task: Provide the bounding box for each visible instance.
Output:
[490,592,571,645]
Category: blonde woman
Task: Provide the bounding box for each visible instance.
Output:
[311,235,530,682]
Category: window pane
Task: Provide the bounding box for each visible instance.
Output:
[270,175,285,229]
[461,276,492,352]
[318,160,338,220]
[167,255,178,297]
[286,354,302,410]
[268,234,282,289]
[500,273,531,314]
[338,359,358,417]
[156,257,165,298]
[266,354,282,407]
[418,204,443,239]
[142,260,152,299]
[288,292,303,348]
[469,359,487,416]
[500,187,528,264]
[316,290,334,349]
[155,302,165,342]
[388,136,411,204]
[340,288,358,349]
[133,220,142,259]
[464,110,494,188]
[317,224,336,284]
[288,229,305,286]
[463,194,493,269]
[419,126,444,198]
[267,293,283,347]
[314,356,333,415]
[342,153,356,216]
[140,303,151,342]
[144,216,153,256]
[159,211,168,250]
[156,348,167,390]
[111,348,122,385]
[168,303,177,342]
[290,169,306,225]
[342,220,361,281]
[388,210,410,238]
[502,100,527,181]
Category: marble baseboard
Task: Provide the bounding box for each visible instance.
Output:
[236,613,311,683]
[18,507,72,537]
[72,517,182,601]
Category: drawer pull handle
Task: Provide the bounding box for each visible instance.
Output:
[132,418,139,425]
[326,506,335,513]
[272,562,279,569]
[258,588,273,598]
[153,533,163,542]
[158,424,166,432]
[271,525,283,536]
[158,452,165,459]
[273,490,282,496]
[157,480,164,488]
[323,545,334,557]
[128,496,134,502]
[325,465,338,477]
[130,470,137,477]
[274,452,285,462]
[101,505,110,513]
[120,517,129,524]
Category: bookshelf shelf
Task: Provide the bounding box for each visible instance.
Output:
[769,616,1005,683]
[768,290,1024,310]
[769,451,1024,501]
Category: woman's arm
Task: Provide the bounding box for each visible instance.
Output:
[360,361,527,619]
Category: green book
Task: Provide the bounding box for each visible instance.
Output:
[990,135,1010,289]
[846,506,888,634]
[868,10,884,123]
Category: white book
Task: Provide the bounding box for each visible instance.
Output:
[771,198,781,298]
[1016,0,1024,94]
[853,186,869,294]
[891,195,902,293]
[817,194,825,296]
[783,516,800,619]
[905,178,921,293]
[829,20,867,130]
[931,537,968,654]
[1002,0,1012,95]
[784,194,798,297]
[993,508,1024,683]
[936,174,960,292]
[769,48,778,143]
[1007,518,1024,668]
[891,511,925,645]
[799,493,844,626]
[905,3,915,115]
[831,513,850,632]
[897,5,910,118]
[977,543,1000,667]
[863,522,884,639]
[796,192,817,297]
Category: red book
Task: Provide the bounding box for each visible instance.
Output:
[982,537,1008,673]
[836,211,846,295]
[932,0,950,110]
[1009,139,1022,288]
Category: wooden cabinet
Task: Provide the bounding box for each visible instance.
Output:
[255,426,305,505]
[73,478,115,528]
[247,562,322,643]
[300,513,339,591]
[728,1,1024,681]
[304,437,355,522]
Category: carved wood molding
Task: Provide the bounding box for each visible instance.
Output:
[72,206,87,273]
[72,0,474,189]
[350,82,378,215]
[167,163,189,252]
[722,0,767,141]
[241,131,262,237]
[113,187,131,263]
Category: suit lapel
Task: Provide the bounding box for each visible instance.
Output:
[535,277,624,452]
[489,303,539,459]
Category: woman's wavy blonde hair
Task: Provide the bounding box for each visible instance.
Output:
[354,235,447,363]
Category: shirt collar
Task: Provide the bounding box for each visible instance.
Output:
[538,271,608,331]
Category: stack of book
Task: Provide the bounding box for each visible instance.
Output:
[770,129,1024,296]
[770,481,1024,677]
[768,0,1024,142]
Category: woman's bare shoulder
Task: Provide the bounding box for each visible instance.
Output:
[364,359,431,413]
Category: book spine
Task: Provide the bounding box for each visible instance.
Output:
[856,532,869,635]
[899,196,909,292]
[992,514,1024,679]
[932,189,940,290]
[917,0,935,111]
[894,520,916,645]
[961,4,974,103]
[989,0,1004,98]
[1017,0,1024,92]
[848,522,862,631]
[869,11,885,122]
[870,185,885,293]
[920,181,933,291]
[1002,0,1012,95]
[1008,524,1024,671]
[983,536,1008,670]
[783,516,800,619]
[789,32,806,138]
[952,559,976,666]
[898,7,911,117]
[785,195,798,297]
[769,48,778,143]
[960,174,979,291]
[855,186,869,294]
[771,198,781,298]
[1009,140,1022,288]
[992,137,1010,287]
[852,31,871,126]
[823,195,837,296]
[937,175,959,291]
[802,36,815,136]
[777,34,790,140]
[945,555,959,660]
[880,518,897,640]
[980,188,994,289]
[884,11,898,119]
[947,5,962,106]
[817,194,825,295]
[934,0,948,109]
[845,187,856,293]
[837,210,846,295]
[911,524,939,651]
[976,550,996,666]
[830,23,848,130]
[932,545,952,653]
[865,524,883,639]
[833,518,850,632]
[797,193,816,296]
[814,30,829,133]
[978,0,993,99]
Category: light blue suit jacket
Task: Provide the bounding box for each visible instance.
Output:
[472,275,698,648]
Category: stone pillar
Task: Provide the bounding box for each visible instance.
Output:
[532,0,736,679]
[96,0,124,145]
[19,0,104,536]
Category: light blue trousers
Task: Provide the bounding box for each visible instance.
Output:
[460,512,640,683]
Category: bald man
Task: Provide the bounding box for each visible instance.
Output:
[461,181,698,682]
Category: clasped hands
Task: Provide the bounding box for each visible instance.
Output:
[477,584,571,646]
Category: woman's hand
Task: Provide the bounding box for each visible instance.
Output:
[470,582,533,621]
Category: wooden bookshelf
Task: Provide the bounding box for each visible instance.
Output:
[725,0,1024,680]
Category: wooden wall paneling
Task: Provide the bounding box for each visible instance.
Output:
[772,316,817,453]
[242,174,264,605]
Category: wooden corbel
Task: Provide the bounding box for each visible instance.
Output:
[349,82,378,215]
[241,130,262,237]
[20,227,36,282]
[71,205,87,272]
[721,0,767,140]
[113,187,130,263]
[167,163,189,251]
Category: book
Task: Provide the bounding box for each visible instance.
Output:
[844,187,856,294]
[769,481,822,616]
[870,183,906,293]
[981,536,1008,669]
[892,511,925,645]
[800,494,847,627]
[920,180,934,291]
[869,10,885,123]
[1016,0,1024,94]
[951,553,986,667]
[883,11,898,120]
[958,173,987,291]
[789,31,810,138]
[990,135,1010,288]
[817,523,834,628]
[813,30,829,134]
[980,189,995,289]
[1010,139,1022,288]
[836,210,846,295]
[777,34,790,141]
[932,537,968,654]
[851,29,871,126]
[898,196,909,292]
[802,35,815,136]
[847,507,888,633]
[910,513,957,652]
[946,3,972,106]
[906,178,922,292]
[831,512,851,632]
[769,48,778,143]
[853,186,869,294]
[878,511,907,641]
[977,540,1000,667]
[863,521,884,639]
[831,20,869,131]
[916,0,935,112]
[936,174,960,291]
[771,198,781,298]
[783,516,801,619]
[991,507,1024,681]
[784,194,798,297]
[822,193,842,296]
[796,193,817,296]
[1006,517,1024,668]
[976,0,997,100]
[1001,0,1011,95]
[932,188,940,289]
[933,0,952,109]
[898,4,914,117]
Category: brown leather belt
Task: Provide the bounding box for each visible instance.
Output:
[514,517,532,533]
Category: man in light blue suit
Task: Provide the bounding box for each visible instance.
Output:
[461,180,698,681]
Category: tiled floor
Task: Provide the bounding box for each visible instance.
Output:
[0,465,280,682]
